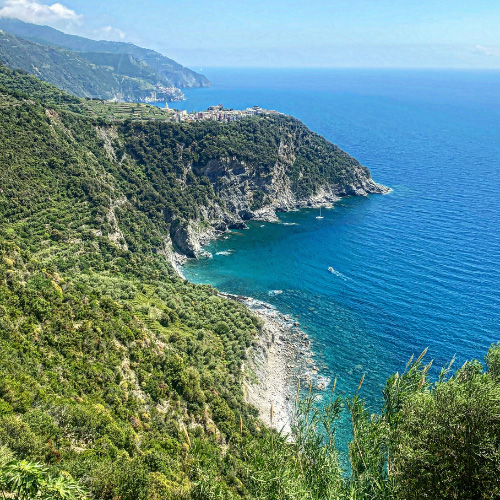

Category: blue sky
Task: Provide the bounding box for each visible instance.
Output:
[1,0,500,68]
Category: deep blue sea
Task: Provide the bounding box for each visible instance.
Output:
[164,68,500,448]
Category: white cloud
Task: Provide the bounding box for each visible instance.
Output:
[475,45,500,58]
[0,0,82,25]
[0,0,131,43]
[0,1,130,42]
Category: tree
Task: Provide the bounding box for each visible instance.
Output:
[348,346,500,500]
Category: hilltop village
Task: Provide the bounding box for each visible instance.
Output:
[81,100,285,122]
[170,103,284,122]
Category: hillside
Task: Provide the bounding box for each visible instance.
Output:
[0,63,387,258]
[1,66,499,500]
[78,52,162,86]
[0,18,210,88]
[0,29,188,102]
[117,115,387,257]
[0,30,171,101]
[0,65,265,499]
[0,64,381,498]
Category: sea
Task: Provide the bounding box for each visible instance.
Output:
[156,68,500,452]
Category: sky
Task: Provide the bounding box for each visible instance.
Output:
[1,0,500,69]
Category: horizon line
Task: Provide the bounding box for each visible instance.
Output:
[190,65,500,71]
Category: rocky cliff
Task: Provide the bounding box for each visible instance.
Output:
[1,63,388,264]
[177,158,387,258]
[116,115,388,259]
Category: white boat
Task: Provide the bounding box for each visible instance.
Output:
[316,207,324,219]
[328,267,335,273]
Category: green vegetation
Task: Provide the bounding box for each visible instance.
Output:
[0,446,86,500]
[79,52,166,86]
[83,100,174,122]
[0,64,82,108]
[0,64,499,499]
[0,65,174,120]
[0,30,183,102]
[0,17,210,89]
[117,110,372,217]
[242,347,500,500]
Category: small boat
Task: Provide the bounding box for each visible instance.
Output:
[328,267,335,273]
[316,207,324,219]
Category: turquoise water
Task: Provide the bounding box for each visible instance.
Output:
[173,69,500,447]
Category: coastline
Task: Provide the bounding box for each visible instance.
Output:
[168,244,318,433]
[220,293,326,435]
[170,180,389,260]
[169,192,389,433]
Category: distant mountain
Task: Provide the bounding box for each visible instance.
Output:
[78,52,161,86]
[0,30,187,101]
[0,18,210,88]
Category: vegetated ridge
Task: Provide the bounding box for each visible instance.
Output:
[0,30,179,102]
[0,17,210,102]
[0,64,499,500]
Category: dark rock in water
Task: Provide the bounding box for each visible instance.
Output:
[229,221,248,230]
[214,221,228,231]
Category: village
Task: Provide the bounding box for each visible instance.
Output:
[169,103,284,123]
[142,84,185,103]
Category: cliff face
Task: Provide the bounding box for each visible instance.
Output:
[0,61,387,262]
[120,118,388,259]
[193,138,386,215]
[180,160,386,258]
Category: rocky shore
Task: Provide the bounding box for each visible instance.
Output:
[167,131,390,260]
[168,181,389,263]
[220,293,327,435]
[165,182,389,432]
[164,162,388,430]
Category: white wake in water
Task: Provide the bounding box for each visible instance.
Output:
[328,268,353,281]
[215,250,234,256]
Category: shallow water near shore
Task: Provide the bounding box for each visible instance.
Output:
[180,68,500,454]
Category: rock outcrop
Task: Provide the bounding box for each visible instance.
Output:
[175,135,388,257]
[108,114,389,260]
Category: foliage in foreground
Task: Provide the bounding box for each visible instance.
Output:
[348,346,500,500]
[0,446,86,500]
[239,345,500,500]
